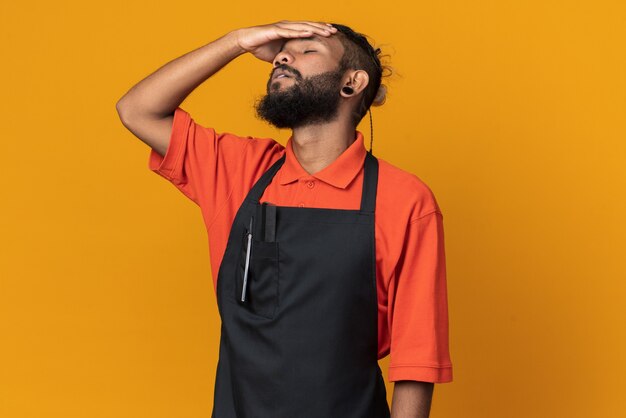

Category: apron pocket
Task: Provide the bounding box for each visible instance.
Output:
[236,235,280,320]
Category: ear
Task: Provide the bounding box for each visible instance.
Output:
[341,70,370,98]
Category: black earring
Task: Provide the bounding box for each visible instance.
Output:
[342,86,354,95]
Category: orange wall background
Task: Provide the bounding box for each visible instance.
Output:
[1,1,625,417]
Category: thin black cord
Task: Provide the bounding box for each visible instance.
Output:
[368,108,374,155]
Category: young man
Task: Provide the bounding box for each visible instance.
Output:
[116,20,452,418]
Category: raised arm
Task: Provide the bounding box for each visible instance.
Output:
[115,21,337,156]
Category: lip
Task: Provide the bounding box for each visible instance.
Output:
[272,69,295,81]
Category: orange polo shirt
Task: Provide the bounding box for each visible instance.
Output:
[148,107,453,383]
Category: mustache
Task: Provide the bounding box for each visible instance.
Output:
[270,64,302,81]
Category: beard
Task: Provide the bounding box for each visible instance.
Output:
[255,65,345,129]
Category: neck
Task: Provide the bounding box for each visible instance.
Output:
[290,118,356,176]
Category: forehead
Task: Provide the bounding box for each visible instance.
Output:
[280,34,345,57]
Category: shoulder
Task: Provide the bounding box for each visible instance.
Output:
[214,132,285,197]
[176,107,284,156]
[242,134,285,154]
[239,134,286,171]
[376,156,442,222]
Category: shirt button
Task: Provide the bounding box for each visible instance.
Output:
[307,180,315,188]
[298,202,305,207]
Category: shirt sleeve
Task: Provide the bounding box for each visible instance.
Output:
[147,106,253,226]
[387,210,453,383]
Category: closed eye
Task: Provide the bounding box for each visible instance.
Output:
[304,50,317,54]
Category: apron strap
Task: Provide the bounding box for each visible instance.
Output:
[360,150,378,213]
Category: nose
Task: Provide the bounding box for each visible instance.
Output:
[273,50,293,67]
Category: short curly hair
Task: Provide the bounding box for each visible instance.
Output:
[331,23,389,126]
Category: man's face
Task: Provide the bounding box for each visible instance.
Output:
[255,34,347,129]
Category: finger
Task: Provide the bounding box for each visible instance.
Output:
[276,20,333,31]
[290,21,337,34]
[275,22,336,37]
[275,22,328,33]
[290,20,336,32]
[274,28,318,40]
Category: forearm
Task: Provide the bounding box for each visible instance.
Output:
[116,30,245,118]
[390,381,434,418]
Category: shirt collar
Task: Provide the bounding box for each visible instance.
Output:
[278,131,367,189]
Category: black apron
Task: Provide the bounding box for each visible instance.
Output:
[211,150,390,418]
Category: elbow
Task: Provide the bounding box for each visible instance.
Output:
[116,97,129,117]
[116,97,136,126]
